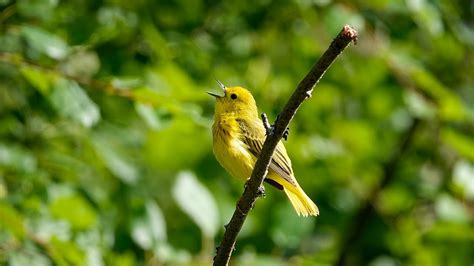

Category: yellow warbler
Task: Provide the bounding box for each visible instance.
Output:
[209,82,319,217]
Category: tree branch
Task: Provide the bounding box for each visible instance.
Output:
[213,25,358,266]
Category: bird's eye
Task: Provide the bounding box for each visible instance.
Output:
[230,93,237,100]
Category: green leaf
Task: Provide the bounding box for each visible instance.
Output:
[20,25,69,60]
[17,0,59,21]
[131,200,167,249]
[0,143,37,173]
[426,222,474,241]
[49,194,97,230]
[404,90,436,119]
[453,160,474,200]
[407,0,443,35]
[49,78,101,127]
[441,128,474,161]
[92,135,139,185]
[377,185,415,215]
[270,203,314,248]
[20,66,53,94]
[391,55,467,121]
[332,120,377,156]
[144,118,210,170]
[106,252,136,266]
[368,256,399,266]
[0,202,26,239]
[10,249,51,266]
[153,243,191,265]
[135,103,170,130]
[435,194,469,223]
[61,50,100,79]
[49,237,86,266]
[172,171,219,238]
[30,217,71,242]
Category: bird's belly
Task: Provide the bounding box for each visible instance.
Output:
[213,136,255,180]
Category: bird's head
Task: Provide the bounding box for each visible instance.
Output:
[208,81,258,117]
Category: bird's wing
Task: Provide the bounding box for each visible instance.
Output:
[236,118,297,187]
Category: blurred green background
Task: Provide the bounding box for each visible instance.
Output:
[1,0,473,265]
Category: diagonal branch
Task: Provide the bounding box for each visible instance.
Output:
[213,25,358,266]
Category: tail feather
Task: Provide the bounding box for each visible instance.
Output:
[267,174,319,217]
[283,186,319,217]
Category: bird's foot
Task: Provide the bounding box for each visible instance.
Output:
[257,185,266,198]
[261,113,274,136]
[282,127,290,141]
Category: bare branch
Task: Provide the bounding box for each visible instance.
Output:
[213,25,358,266]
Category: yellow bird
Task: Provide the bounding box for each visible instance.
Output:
[209,82,319,217]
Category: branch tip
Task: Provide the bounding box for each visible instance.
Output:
[213,25,358,266]
[342,25,358,44]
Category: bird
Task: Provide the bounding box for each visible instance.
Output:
[208,81,319,217]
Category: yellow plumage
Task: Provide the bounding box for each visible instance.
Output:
[209,84,319,217]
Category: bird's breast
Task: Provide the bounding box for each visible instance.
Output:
[212,116,255,180]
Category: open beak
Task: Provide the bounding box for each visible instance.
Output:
[207,91,223,98]
[207,79,227,98]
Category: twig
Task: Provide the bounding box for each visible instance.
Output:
[213,25,358,266]
[335,118,420,266]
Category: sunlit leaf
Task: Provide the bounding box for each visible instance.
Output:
[49,78,101,127]
[435,194,469,223]
[135,103,170,130]
[31,218,71,242]
[172,171,219,237]
[106,252,135,266]
[453,160,474,200]
[404,90,436,119]
[17,0,59,21]
[441,128,474,161]
[407,0,444,35]
[131,200,167,249]
[0,143,37,173]
[0,202,26,239]
[85,246,103,266]
[92,135,139,185]
[49,237,86,266]
[377,185,415,215]
[154,243,192,265]
[20,66,53,94]
[235,253,288,266]
[368,256,399,266]
[20,25,69,60]
[49,194,97,230]
[10,249,51,266]
[146,201,167,242]
[426,222,474,241]
[61,50,100,79]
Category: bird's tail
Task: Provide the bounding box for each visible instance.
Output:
[283,184,319,217]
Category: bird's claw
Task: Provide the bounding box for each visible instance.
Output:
[282,127,290,141]
[257,185,266,198]
[265,124,275,137]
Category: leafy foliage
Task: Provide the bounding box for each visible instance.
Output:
[0,0,473,265]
